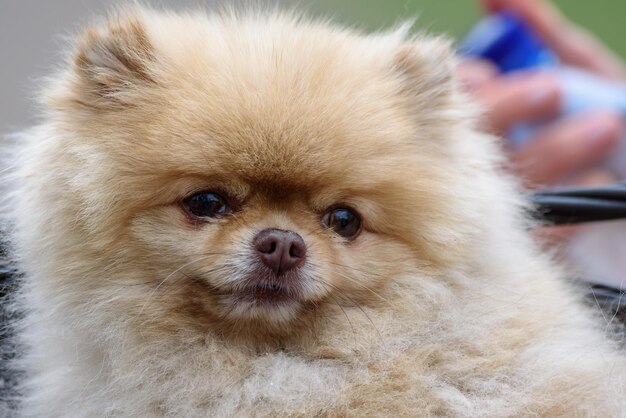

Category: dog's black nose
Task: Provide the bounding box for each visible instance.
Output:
[253,228,306,275]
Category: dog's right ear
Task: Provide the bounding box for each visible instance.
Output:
[67,13,157,109]
[392,37,455,111]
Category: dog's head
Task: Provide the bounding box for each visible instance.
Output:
[22,9,498,342]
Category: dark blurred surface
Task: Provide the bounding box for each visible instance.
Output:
[0,248,20,412]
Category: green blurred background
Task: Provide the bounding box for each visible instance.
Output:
[307,0,626,58]
[1,0,625,134]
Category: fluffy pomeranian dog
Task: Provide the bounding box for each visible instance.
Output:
[4,6,626,417]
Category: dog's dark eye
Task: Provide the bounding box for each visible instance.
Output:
[183,192,231,219]
[321,208,361,239]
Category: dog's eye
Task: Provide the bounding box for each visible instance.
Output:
[321,208,361,239]
[183,192,231,219]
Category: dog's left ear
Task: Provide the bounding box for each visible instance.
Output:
[68,13,157,109]
[392,37,455,109]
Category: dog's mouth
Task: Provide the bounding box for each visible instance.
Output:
[221,268,309,307]
[213,277,301,308]
[206,271,324,324]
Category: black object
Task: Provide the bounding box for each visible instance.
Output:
[587,283,626,324]
[532,182,626,321]
[532,182,626,224]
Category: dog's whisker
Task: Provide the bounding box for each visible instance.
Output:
[307,260,391,304]
[306,275,384,341]
[136,255,216,318]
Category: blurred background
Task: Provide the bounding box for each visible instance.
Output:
[0,0,624,135]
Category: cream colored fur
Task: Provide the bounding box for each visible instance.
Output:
[4,7,626,417]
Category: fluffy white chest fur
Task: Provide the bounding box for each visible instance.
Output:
[4,7,626,417]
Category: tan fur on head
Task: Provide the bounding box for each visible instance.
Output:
[5,6,626,417]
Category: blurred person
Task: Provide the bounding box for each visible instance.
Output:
[458,0,625,189]
[458,0,626,236]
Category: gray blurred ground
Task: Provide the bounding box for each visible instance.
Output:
[0,0,220,134]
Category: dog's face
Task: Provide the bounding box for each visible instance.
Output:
[42,11,478,340]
